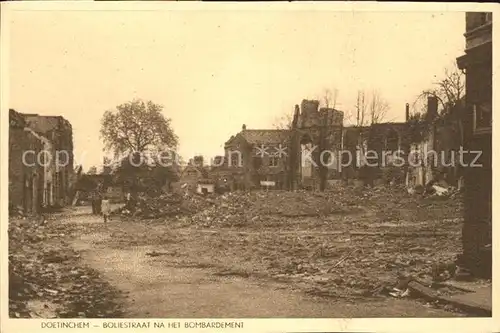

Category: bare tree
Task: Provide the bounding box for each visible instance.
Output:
[351,91,368,172]
[342,111,354,125]
[352,90,389,126]
[369,90,389,124]
[416,64,465,113]
[273,112,293,130]
[439,65,465,111]
[351,90,390,173]
[322,88,339,109]
[321,87,355,125]
[414,63,465,143]
[355,90,367,126]
[409,64,466,185]
[340,93,365,127]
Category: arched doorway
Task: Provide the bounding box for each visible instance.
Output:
[300,134,314,183]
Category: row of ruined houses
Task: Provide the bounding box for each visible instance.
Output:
[9,109,74,215]
[181,14,491,202]
[203,96,463,193]
[201,11,492,278]
[206,12,491,204]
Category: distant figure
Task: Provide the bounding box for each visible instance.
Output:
[125,191,131,209]
[128,190,138,212]
[96,183,104,214]
[90,188,99,214]
[101,195,111,223]
[95,193,103,215]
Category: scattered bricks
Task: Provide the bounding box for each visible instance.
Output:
[8,218,124,318]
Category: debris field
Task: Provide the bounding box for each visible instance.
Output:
[9,185,466,317]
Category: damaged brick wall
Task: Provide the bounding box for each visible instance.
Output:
[341,123,410,185]
[24,114,75,205]
[9,110,45,215]
[366,123,410,185]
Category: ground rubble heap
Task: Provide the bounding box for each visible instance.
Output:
[116,191,214,219]
[9,217,124,318]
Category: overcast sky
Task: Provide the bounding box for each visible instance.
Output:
[8,7,466,170]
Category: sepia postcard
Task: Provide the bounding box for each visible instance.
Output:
[1,1,498,333]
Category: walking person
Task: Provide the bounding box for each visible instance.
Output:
[101,194,111,223]
[125,191,131,210]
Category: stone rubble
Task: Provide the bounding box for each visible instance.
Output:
[9,218,124,318]
[109,185,464,300]
[10,184,467,316]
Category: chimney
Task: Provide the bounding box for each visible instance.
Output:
[427,96,438,121]
[242,124,246,131]
[405,103,410,122]
[292,105,300,128]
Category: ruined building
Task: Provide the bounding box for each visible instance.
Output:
[342,121,411,186]
[23,113,75,206]
[9,110,45,215]
[9,109,74,214]
[289,100,344,190]
[456,12,492,278]
[221,125,291,190]
[218,90,467,192]
[216,100,344,191]
[405,95,466,190]
[219,98,419,191]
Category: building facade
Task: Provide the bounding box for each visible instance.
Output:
[9,110,45,215]
[9,109,74,215]
[220,126,290,190]
[218,99,421,191]
[289,100,344,190]
[456,12,492,278]
[217,95,468,192]
[179,163,210,193]
[23,113,75,206]
[216,99,345,191]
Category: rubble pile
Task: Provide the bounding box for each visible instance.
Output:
[99,183,463,302]
[169,185,463,299]
[188,192,256,227]
[187,190,355,228]
[407,178,464,200]
[114,182,462,227]
[9,219,123,318]
[6,180,469,317]
[117,192,214,219]
[249,220,461,299]
[9,202,25,217]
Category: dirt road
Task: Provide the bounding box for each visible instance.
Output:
[67,208,460,318]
